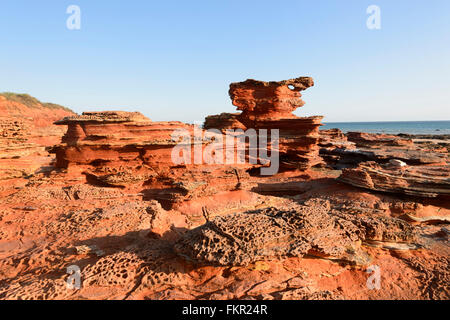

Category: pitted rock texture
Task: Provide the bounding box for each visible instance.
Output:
[339,161,450,197]
[1,90,449,300]
[0,94,74,181]
[0,93,74,136]
[0,117,44,179]
[174,199,418,266]
[0,164,448,300]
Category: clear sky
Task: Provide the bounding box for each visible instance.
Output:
[1,0,449,123]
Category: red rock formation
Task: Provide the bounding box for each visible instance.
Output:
[346,132,448,163]
[347,132,414,148]
[320,129,354,149]
[1,91,450,301]
[52,111,181,168]
[318,129,357,168]
[339,161,450,197]
[205,77,323,170]
[51,77,324,205]
[319,130,448,169]
[0,94,74,180]
[228,77,314,123]
[51,111,253,207]
[175,198,417,266]
[0,93,74,145]
[203,113,246,132]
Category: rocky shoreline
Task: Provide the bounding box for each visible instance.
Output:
[0,81,448,300]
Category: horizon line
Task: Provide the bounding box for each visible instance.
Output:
[323,120,450,124]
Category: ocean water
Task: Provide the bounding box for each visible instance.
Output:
[321,121,450,135]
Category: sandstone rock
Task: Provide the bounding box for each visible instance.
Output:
[339,161,450,197]
[319,129,354,149]
[0,94,74,181]
[203,113,246,132]
[319,130,447,169]
[319,143,447,169]
[204,77,324,171]
[389,159,407,168]
[319,129,356,168]
[399,134,450,154]
[55,111,150,125]
[51,111,253,206]
[347,132,414,148]
[346,132,447,165]
[174,198,418,266]
[277,288,341,300]
[74,244,105,257]
[228,77,314,122]
[363,148,446,165]
[2,89,448,301]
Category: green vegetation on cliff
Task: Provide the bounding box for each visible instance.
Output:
[0,92,73,113]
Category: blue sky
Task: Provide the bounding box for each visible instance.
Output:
[1,0,449,122]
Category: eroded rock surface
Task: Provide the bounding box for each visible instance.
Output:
[174,198,418,266]
[0,163,448,300]
[319,129,356,168]
[0,94,74,181]
[50,111,254,207]
[228,77,314,122]
[0,89,448,301]
[205,77,323,170]
[347,132,414,148]
[319,130,448,169]
[339,161,450,197]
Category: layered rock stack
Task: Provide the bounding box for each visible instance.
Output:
[205,77,324,170]
[52,111,181,168]
[50,78,325,205]
[51,111,253,207]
